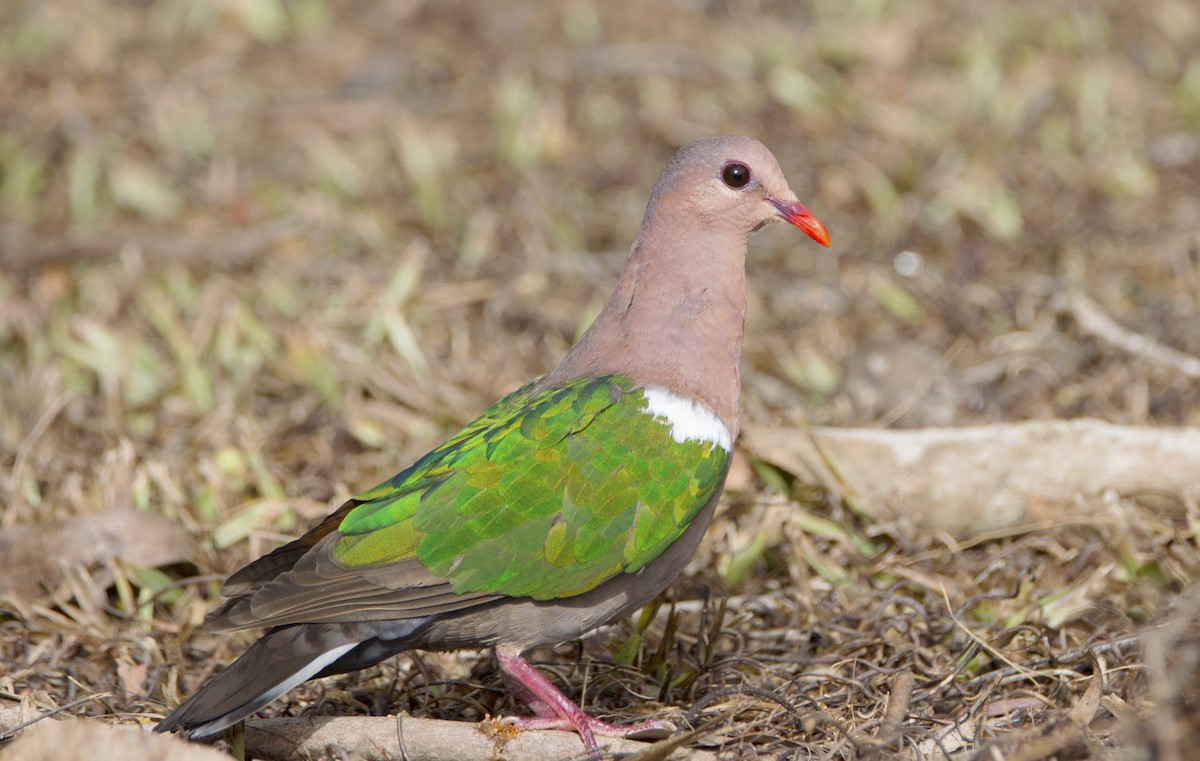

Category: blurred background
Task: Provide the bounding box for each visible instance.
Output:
[1,0,1198,752]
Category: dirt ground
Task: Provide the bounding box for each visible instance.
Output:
[1,1,1199,758]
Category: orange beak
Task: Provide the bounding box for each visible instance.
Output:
[767,196,832,248]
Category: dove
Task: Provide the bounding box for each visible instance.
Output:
[156,135,831,752]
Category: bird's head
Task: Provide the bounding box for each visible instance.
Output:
[650,135,831,248]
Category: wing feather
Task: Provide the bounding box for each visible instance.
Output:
[205,376,729,632]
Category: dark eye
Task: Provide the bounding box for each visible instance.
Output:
[722,162,751,189]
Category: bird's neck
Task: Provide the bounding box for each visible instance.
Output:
[543,210,748,439]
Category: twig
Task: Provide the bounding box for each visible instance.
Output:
[0,693,113,741]
[1065,292,1200,379]
[959,635,1141,690]
[242,714,721,761]
[878,670,914,743]
[941,586,1033,681]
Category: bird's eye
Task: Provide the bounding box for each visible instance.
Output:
[722,162,751,189]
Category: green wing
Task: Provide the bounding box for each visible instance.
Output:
[333,376,731,600]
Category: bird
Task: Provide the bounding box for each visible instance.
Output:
[155,135,831,752]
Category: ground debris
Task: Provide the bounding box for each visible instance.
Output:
[1,0,1198,759]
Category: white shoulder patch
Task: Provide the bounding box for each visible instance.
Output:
[642,387,732,450]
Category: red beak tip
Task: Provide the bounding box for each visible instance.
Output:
[812,223,832,249]
[767,196,831,248]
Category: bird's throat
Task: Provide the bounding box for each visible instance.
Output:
[546,228,748,438]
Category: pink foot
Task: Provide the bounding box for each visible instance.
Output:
[495,646,670,752]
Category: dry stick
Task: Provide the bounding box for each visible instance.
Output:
[0,694,113,741]
[619,724,723,761]
[241,714,721,761]
[959,635,1141,690]
[744,419,1200,537]
[938,585,1034,686]
[1065,292,1200,379]
[877,670,914,743]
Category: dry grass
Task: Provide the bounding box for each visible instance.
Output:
[1,0,1199,758]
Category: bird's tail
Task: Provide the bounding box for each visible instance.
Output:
[155,621,421,738]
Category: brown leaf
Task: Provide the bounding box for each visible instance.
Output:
[0,508,192,598]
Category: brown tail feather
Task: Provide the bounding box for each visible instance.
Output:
[155,619,424,738]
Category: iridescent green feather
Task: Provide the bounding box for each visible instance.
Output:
[334,376,730,600]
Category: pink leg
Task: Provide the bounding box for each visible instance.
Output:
[494,646,671,752]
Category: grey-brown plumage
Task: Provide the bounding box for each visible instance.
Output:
[156,136,830,750]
